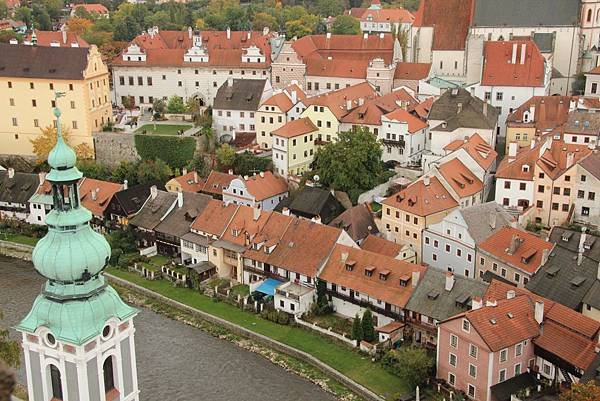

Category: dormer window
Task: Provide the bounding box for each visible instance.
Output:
[345,260,356,271]
[399,274,410,287]
[232,229,240,237]
[364,266,375,277]
[379,270,390,281]
[520,248,536,264]
[522,165,530,173]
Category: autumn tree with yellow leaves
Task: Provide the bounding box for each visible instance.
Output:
[30,125,94,162]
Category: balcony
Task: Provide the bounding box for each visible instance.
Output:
[326,289,402,320]
[244,265,284,281]
[382,138,405,147]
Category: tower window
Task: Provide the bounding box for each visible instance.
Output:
[103,356,117,395]
[50,365,63,400]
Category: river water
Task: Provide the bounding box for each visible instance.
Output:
[0,256,336,401]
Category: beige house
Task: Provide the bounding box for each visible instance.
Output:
[381,176,458,261]
[573,151,600,227]
[1,43,111,158]
[255,84,306,149]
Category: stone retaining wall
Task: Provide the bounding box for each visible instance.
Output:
[93,132,140,167]
[106,273,386,401]
[0,240,33,261]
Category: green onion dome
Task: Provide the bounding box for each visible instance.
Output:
[47,108,77,170]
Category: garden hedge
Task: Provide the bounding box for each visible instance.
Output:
[134,134,196,169]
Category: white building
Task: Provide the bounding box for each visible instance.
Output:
[222,171,288,211]
[213,78,272,140]
[469,41,551,138]
[0,168,41,222]
[573,152,600,227]
[111,28,280,108]
[379,108,427,166]
[274,281,315,315]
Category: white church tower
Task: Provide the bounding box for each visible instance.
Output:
[16,94,140,401]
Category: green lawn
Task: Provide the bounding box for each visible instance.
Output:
[304,313,353,337]
[135,124,191,136]
[107,267,407,399]
[1,233,39,246]
[149,254,171,266]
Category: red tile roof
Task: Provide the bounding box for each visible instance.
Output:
[443,133,497,171]
[74,3,109,14]
[383,176,458,216]
[413,97,434,119]
[506,96,573,130]
[113,30,274,68]
[481,41,546,87]
[78,178,123,217]
[306,58,370,79]
[319,244,426,307]
[478,227,553,275]
[394,62,432,80]
[495,141,540,181]
[292,34,395,64]
[190,199,238,236]
[26,30,89,47]
[360,234,403,257]
[383,108,428,133]
[534,321,599,369]
[272,117,318,138]
[413,0,474,50]
[169,171,203,193]
[359,7,414,24]
[304,82,378,119]
[438,158,484,198]
[220,206,271,246]
[262,84,306,112]
[200,170,236,196]
[242,171,288,201]
[536,140,591,180]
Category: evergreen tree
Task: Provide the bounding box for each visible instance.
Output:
[351,314,363,343]
[362,309,375,342]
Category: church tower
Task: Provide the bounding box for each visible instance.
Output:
[16,94,140,401]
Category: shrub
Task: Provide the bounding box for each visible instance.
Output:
[277,312,290,325]
[134,135,196,170]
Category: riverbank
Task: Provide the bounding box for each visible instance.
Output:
[106,267,407,400]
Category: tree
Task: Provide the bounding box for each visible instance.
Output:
[252,12,277,30]
[361,309,375,342]
[0,362,16,401]
[0,30,17,43]
[42,0,64,19]
[383,346,434,390]
[216,144,236,170]
[0,310,20,369]
[351,314,363,342]
[73,5,94,20]
[122,96,135,115]
[152,98,166,118]
[14,7,32,29]
[30,125,94,162]
[67,17,93,35]
[315,0,344,17]
[167,95,185,114]
[187,154,208,177]
[136,159,172,185]
[312,127,383,193]
[111,160,139,185]
[331,15,360,34]
[32,5,52,30]
[0,2,8,19]
[234,151,271,176]
[282,6,319,38]
[397,28,409,61]
[77,160,112,180]
[560,381,600,401]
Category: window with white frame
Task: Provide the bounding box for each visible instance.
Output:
[469,344,478,358]
[449,353,457,367]
[500,349,508,362]
[515,342,523,357]
[514,363,521,376]
[468,384,475,398]
[499,369,506,382]
[469,364,477,378]
[450,334,458,348]
[448,373,456,386]
[462,319,470,332]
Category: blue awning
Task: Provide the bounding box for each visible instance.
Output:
[255,278,282,296]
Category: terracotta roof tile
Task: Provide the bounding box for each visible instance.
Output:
[413,97,434,119]
[272,117,318,138]
[172,171,203,193]
[383,176,458,216]
[383,108,428,133]
[495,142,540,181]
[26,30,89,47]
[438,158,484,197]
[534,321,599,370]
[413,0,474,50]
[478,227,553,275]
[190,199,238,236]
[306,58,370,78]
[242,171,288,201]
[244,212,292,263]
[506,96,573,131]
[220,206,271,246]
[304,82,378,119]
[320,244,426,307]
[481,41,546,87]
[291,34,395,64]
[359,7,414,24]
[537,140,591,180]
[74,3,108,14]
[78,178,123,217]
[394,62,431,80]
[360,234,402,257]
[200,170,236,196]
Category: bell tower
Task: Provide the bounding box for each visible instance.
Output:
[17,94,140,401]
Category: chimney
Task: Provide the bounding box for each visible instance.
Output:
[193,171,199,184]
[227,77,233,87]
[291,90,297,103]
[182,167,188,176]
[38,172,46,185]
[483,101,488,116]
[363,32,368,40]
[486,299,497,307]
[227,27,231,40]
[263,27,269,36]
[341,251,349,263]
[7,168,14,179]
[412,270,420,288]
[445,272,455,291]
[243,175,249,181]
[507,290,515,299]
[541,248,550,266]
[150,185,158,200]
[326,32,331,39]
[61,26,67,44]
[529,104,536,121]
[247,31,251,40]
[508,234,522,254]
[534,300,544,324]
[311,215,322,224]
[511,43,518,64]
[282,207,290,216]
[346,99,352,110]
[472,296,483,310]
[423,176,430,186]
[9,38,18,45]
[358,97,365,106]
[253,207,261,221]
[489,213,497,229]
[123,179,128,190]
[188,26,193,40]
[177,191,183,207]
[92,188,99,201]
[228,169,234,175]
[569,98,577,111]
[259,171,265,178]
[457,102,463,114]
[508,142,518,158]
[520,43,526,65]
[379,32,384,39]
[566,152,575,168]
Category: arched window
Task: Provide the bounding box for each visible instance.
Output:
[50,365,63,400]
[103,356,116,394]
[587,8,593,22]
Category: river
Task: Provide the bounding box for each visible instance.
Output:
[0,256,337,401]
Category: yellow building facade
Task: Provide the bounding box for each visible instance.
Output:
[505,125,536,153]
[1,44,112,158]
